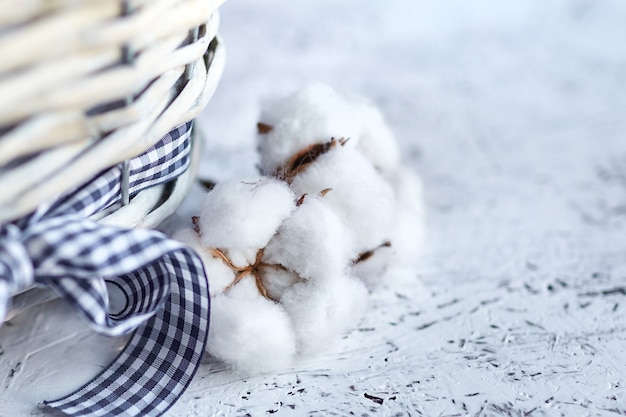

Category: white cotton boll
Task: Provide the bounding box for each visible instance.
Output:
[264,196,354,282]
[206,293,296,373]
[173,228,236,295]
[280,276,368,355]
[199,177,295,249]
[257,84,362,175]
[289,145,396,256]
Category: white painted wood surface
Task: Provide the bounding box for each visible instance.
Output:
[2,1,626,416]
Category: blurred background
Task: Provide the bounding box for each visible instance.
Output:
[195,0,626,255]
[201,0,626,158]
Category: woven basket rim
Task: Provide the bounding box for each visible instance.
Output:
[0,1,225,223]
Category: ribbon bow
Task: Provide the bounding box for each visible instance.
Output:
[0,122,210,417]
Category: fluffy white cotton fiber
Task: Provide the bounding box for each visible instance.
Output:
[206,293,296,373]
[257,83,401,177]
[288,145,396,256]
[173,228,236,295]
[347,93,401,175]
[280,276,368,355]
[351,164,426,283]
[259,267,301,302]
[199,177,295,250]
[257,84,363,175]
[174,83,426,375]
[264,195,354,282]
[258,83,426,284]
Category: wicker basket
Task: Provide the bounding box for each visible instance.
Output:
[1,0,227,321]
[0,0,226,224]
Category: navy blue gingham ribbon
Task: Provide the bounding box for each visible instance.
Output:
[0,122,210,417]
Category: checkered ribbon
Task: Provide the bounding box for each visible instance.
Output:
[0,122,210,417]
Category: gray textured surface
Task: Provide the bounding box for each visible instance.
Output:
[2,1,626,416]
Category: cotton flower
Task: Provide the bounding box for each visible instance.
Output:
[173,83,426,374]
[175,174,370,373]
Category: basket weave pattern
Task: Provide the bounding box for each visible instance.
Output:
[0,0,226,223]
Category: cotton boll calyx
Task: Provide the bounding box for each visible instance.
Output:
[174,228,265,296]
[199,177,295,249]
[206,293,296,373]
[257,84,363,175]
[280,276,368,355]
[264,194,355,284]
[288,144,396,257]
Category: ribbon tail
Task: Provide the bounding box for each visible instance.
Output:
[44,249,210,417]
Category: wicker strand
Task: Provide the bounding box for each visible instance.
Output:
[0,1,225,223]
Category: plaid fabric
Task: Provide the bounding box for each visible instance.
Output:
[45,123,192,219]
[0,122,210,417]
